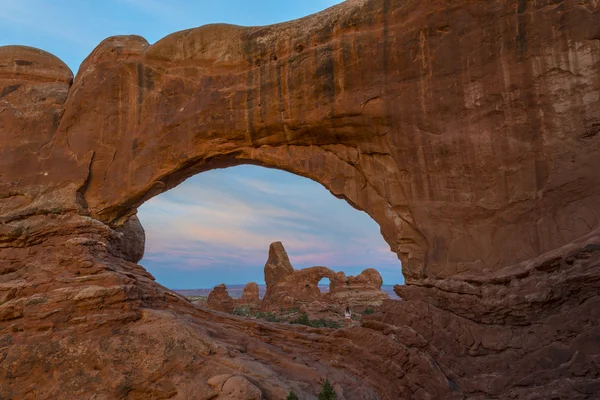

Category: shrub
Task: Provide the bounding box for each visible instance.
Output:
[232,305,252,316]
[285,391,298,400]
[310,319,341,329]
[363,308,375,315]
[264,312,280,322]
[318,379,337,400]
[290,312,310,326]
[251,311,280,322]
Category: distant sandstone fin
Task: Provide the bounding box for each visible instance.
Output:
[264,241,294,287]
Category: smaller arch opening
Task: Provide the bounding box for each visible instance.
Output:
[318,277,331,293]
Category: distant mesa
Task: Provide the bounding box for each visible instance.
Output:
[205,242,388,315]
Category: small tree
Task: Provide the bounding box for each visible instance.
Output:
[285,391,298,400]
[291,312,310,326]
[318,379,337,400]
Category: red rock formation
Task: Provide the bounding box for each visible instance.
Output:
[264,242,294,288]
[1,0,599,398]
[261,242,388,311]
[207,284,236,313]
[238,282,260,310]
[330,268,388,308]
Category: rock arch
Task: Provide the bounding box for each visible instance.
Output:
[4,1,600,285]
[2,1,600,398]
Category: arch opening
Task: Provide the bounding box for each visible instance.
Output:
[136,164,404,292]
[318,277,332,294]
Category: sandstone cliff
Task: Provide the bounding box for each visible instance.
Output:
[1,0,599,398]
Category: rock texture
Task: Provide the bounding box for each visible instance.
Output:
[261,242,388,311]
[207,284,236,313]
[1,0,600,398]
[264,241,294,288]
[239,282,260,309]
[207,375,263,400]
[330,268,388,308]
[207,282,261,313]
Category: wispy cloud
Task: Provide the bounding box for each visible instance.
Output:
[137,166,402,287]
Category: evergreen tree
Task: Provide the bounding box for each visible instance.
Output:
[318,379,337,400]
[285,391,298,400]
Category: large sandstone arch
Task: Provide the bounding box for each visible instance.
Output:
[2,0,600,398]
[3,0,600,285]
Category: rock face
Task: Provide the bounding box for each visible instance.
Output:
[330,268,388,308]
[1,0,600,399]
[239,282,260,309]
[261,242,388,311]
[207,375,263,400]
[263,242,294,288]
[207,284,236,313]
[207,282,261,312]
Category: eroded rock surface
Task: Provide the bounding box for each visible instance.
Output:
[260,242,388,311]
[264,241,294,288]
[1,0,600,398]
[330,268,388,308]
[207,284,236,313]
[239,282,260,309]
[208,375,263,400]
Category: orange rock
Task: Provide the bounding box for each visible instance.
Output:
[264,242,294,288]
[207,284,236,313]
[1,0,600,398]
[261,242,388,311]
[238,282,260,309]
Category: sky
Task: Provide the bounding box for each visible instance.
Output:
[0,0,405,288]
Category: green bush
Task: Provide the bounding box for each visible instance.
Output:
[363,308,375,315]
[318,379,337,400]
[310,319,341,329]
[264,312,280,322]
[284,391,298,400]
[252,311,280,322]
[232,305,252,316]
[290,312,310,326]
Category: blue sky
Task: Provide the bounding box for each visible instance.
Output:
[0,0,404,288]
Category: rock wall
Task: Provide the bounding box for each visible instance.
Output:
[1,0,600,398]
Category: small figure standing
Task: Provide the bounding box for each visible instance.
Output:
[344,305,352,328]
